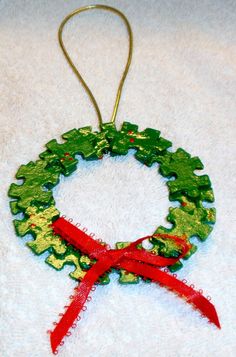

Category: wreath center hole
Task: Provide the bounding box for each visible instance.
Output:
[55,153,170,246]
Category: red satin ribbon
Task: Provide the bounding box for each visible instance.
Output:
[50,217,220,354]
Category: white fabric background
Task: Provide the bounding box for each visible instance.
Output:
[0,1,236,356]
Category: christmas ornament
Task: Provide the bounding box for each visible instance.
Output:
[8,4,220,354]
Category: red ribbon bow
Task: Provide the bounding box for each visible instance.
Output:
[50,217,220,354]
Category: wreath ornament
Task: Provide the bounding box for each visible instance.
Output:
[9,121,216,279]
[8,5,220,354]
[9,121,219,351]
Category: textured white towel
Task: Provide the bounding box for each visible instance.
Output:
[0,1,236,356]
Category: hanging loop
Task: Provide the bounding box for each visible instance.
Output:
[58,4,133,127]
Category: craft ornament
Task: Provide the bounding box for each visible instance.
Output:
[8,4,220,354]
[9,121,216,280]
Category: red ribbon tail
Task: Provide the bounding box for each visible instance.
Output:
[119,259,221,329]
[190,292,221,329]
[50,257,113,354]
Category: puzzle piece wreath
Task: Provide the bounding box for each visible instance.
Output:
[9,121,215,283]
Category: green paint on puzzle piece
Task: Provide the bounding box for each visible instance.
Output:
[116,242,140,284]
[101,121,172,166]
[108,122,172,166]
[168,261,183,272]
[13,205,66,255]
[168,243,199,272]
[158,148,211,199]
[77,126,110,159]
[97,273,110,284]
[158,206,214,241]
[150,230,186,272]
[101,122,118,140]
[167,195,216,248]
[182,244,198,260]
[80,255,93,269]
[46,247,86,280]
[44,128,82,175]
[138,137,172,167]
[152,203,215,271]
[41,127,110,176]
[46,244,110,284]
[40,149,76,177]
[9,200,21,214]
[150,236,183,258]
[108,122,139,155]
[150,238,197,272]
[172,188,215,205]
[159,188,215,258]
[8,160,60,211]
[101,123,120,158]
[170,190,215,213]
[200,188,215,202]
[135,137,172,166]
[42,128,89,176]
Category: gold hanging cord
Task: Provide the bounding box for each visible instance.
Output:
[58,4,133,127]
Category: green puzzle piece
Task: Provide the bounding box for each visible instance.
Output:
[46,246,86,281]
[8,160,60,212]
[46,246,110,284]
[152,201,216,271]
[161,206,216,240]
[102,122,172,166]
[13,205,66,255]
[77,126,109,159]
[158,148,211,199]
[170,190,215,207]
[40,127,109,176]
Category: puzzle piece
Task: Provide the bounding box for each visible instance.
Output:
[46,247,86,280]
[140,137,173,167]
[77,126,109,159]
[170,190,215,210]
[8,160,60,211]
[103,122,172,166]
[40,129,83,176]
[158,148,211,199]
[151,203,216,271]
[13,205,66,255]
[40,127,109,176]
[101,122,118,141]
[157,205,215,241]
[46,247,110,284]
